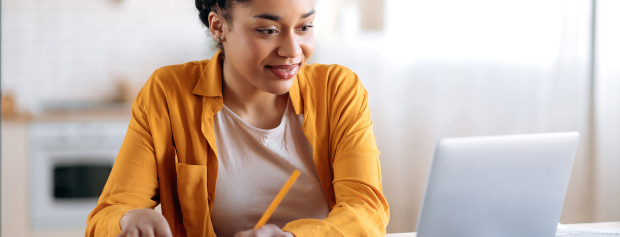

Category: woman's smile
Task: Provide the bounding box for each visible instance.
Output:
[266,63,300,79]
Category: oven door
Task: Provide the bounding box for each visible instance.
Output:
[29,121,128,230]
[30,150,116,229]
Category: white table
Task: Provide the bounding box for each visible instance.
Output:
[385,221,620,237]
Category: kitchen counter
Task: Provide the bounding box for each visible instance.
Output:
[2,104,132,123]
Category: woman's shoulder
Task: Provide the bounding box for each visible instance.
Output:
[148,60,210,88]
[299,63,366,94]
[301,63,357,80]
[140,59,211,97]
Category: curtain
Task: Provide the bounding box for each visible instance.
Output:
[593,0,620,223]
[312,0,599,232]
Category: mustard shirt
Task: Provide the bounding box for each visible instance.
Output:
[86,50,390,237]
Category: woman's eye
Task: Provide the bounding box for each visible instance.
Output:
[259,29,278,35]
[298,25,314,32]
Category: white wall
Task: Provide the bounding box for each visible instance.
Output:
[1,0,215,113]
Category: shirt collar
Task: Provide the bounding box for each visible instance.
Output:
[192,50,223,98]
[191,50,304,115]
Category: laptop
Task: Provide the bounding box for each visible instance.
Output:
[416,132,580,237]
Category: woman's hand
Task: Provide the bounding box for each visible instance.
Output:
[117,208,173,237]
[235,224,295,237]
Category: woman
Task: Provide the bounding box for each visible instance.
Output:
[86,0,389,236]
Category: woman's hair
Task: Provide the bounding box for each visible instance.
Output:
[195,0,249,49]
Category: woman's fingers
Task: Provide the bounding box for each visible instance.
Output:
[255,224,279,237]
[137,223,155,237]
[116,227,136,237]
[234,224,291,237]
[122,221,289,237]
[117,209,172,237]
[152,218,174,237]
[116,220,171,237]
[126,227,140,237]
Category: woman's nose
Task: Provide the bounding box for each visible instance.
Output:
[277,31,302,59]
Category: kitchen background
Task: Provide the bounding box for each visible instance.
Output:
[2,0,619,236]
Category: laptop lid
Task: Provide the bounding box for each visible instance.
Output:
[416,132,580,237]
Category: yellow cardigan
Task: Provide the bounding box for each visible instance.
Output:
[86,50,390,237]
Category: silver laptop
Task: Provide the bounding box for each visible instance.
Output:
[416,132,580,237]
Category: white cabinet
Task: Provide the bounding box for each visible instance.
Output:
[1,112,130,237]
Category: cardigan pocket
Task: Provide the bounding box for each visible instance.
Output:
[175,153,209,237]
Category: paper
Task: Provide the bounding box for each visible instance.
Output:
[555,228,620,237]
[385,229,620,237]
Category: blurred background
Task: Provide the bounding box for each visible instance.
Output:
[1,0,619,236]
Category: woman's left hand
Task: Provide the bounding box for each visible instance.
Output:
[234,224,295,237]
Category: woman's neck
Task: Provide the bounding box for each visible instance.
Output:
[220,56,289,129]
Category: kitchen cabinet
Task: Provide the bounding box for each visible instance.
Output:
[1,109,131,237]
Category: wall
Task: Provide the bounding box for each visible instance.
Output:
[1,0,214,113]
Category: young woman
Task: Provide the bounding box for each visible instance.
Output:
[86,0,389,236]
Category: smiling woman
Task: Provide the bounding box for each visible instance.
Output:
[85,0,389,236]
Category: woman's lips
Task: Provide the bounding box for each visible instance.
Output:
[266,64,299,79]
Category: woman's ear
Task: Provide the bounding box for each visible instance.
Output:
[208,11,226,42]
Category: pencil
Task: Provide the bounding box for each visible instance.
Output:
[254,169,301,230]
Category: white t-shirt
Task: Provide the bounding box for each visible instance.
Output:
[211,97,331,236]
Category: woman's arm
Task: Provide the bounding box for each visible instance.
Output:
[85,85,165,237]
[283,67,390,236]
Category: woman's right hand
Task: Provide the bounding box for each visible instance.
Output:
[117,208,173,237]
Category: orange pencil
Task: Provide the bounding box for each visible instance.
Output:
[254,169,301,230]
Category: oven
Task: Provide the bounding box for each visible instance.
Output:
[29,121,128,229]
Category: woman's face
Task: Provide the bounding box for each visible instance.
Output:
[219,0,315,95]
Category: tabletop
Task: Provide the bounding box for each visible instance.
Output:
[385,221,620,237]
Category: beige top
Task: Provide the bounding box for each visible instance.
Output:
[211,97,331,236]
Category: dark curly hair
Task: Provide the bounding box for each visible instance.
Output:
[195,0,249,49]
